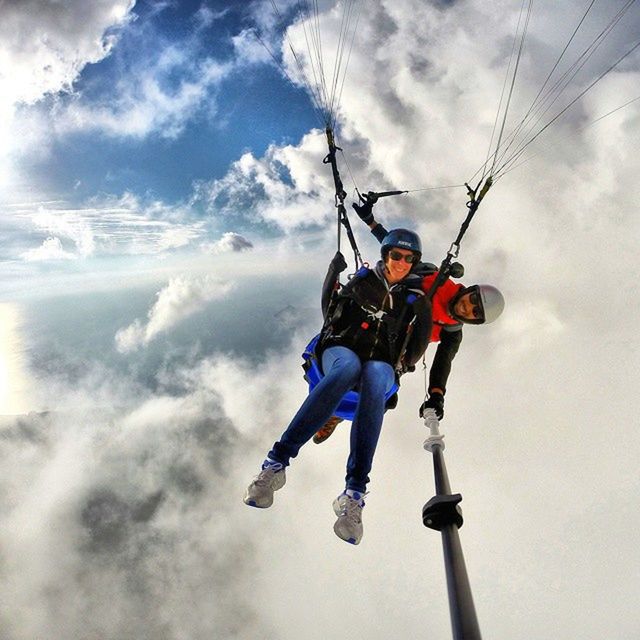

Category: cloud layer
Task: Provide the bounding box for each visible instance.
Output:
[0,0,135,192]
[0,0,134,107]
[115,276,235,353]
[6,193,209,262]
[2,1,640,639]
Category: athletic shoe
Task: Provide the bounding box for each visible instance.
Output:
[313,416,343,444]
[243,460,286,508]
[332,490,366,545]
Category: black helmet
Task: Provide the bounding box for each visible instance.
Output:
[450,284,505,324]
[380,228,422,260]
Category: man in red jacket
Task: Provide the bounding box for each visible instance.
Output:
[418,270,504,419]
[354,199,505,421]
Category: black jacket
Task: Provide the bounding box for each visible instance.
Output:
[371,222,462,394]
[320,253,431,370]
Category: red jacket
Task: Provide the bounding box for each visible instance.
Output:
[421,273,464,342]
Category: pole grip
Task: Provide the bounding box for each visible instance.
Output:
[423,409,445,452]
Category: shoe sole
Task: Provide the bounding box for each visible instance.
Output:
[313,417,343,444]
[243,471,286,508]
[332,497,362,545]
[333,520,361,545]
[243,496,273,508]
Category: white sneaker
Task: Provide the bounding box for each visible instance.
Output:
[243,461,286,508]
[333,491,366,545]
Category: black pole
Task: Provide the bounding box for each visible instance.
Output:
[422,413,482,640]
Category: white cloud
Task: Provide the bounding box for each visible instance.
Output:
[11,193,206,260]
[0,324,318,639]
[0,0,248,180]
[20,236,77,262]
[4,292,640,639]
[201,0,640,247]
[26,209,96,258]
[0,0,135,182]
[195,6,232,30]
[2,2,640,639]
[55,55,233,140]
[203,232,254,254]
[193,131,339,232]
[0,0,134,107]
[157,226,201,251]
[45,3,269,142]
[115,276,234,352]
[231,28,273,66]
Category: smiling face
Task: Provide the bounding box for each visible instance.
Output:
[383,248,416,283]
[452,290,483,322]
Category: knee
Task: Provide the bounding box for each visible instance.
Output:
[323,349,362,382]
[338,356,362,382]
[361,361,395,392]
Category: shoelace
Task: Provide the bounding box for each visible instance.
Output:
[339,493,368,524]
[255,466,280,486]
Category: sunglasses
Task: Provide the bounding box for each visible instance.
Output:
[467,290,483,319]
[388,250,419,264]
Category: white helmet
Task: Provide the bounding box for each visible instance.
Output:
[475,284,505,324]
[451,284,505,324]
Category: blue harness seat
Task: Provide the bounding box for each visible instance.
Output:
[301,334,400,421]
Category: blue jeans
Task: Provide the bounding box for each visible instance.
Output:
[268,346,396,493]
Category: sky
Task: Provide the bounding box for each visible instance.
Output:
[1,1,639,638]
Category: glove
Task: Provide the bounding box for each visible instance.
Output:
[352,200,374,225]
[330,250,347,273]
[419,391,445,420]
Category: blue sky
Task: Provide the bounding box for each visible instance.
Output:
[2,0,334,279]
[8,1,313,210]
[23,1,313,205]
[1,2,640,639]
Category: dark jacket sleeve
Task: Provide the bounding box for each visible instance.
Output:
[371,223,388,243]
[429,327,463,393]
[403,296,432,368]
[321,252,347,319]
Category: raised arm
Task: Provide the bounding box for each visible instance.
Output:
[352,200,388,242]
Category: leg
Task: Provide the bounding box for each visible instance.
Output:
[345,360,396,493]
[268,346,362,466]
[333,360,394,542]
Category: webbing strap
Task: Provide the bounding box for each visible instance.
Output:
[324,127,363,269]
[427,177,493,300]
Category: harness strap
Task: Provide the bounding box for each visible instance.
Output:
[323,271,421,375]
[427,177,493,301]
[324,127,364,269]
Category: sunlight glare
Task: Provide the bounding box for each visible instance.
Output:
[0,304,30,415]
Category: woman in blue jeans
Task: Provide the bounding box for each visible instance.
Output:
[244,229,432,544]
